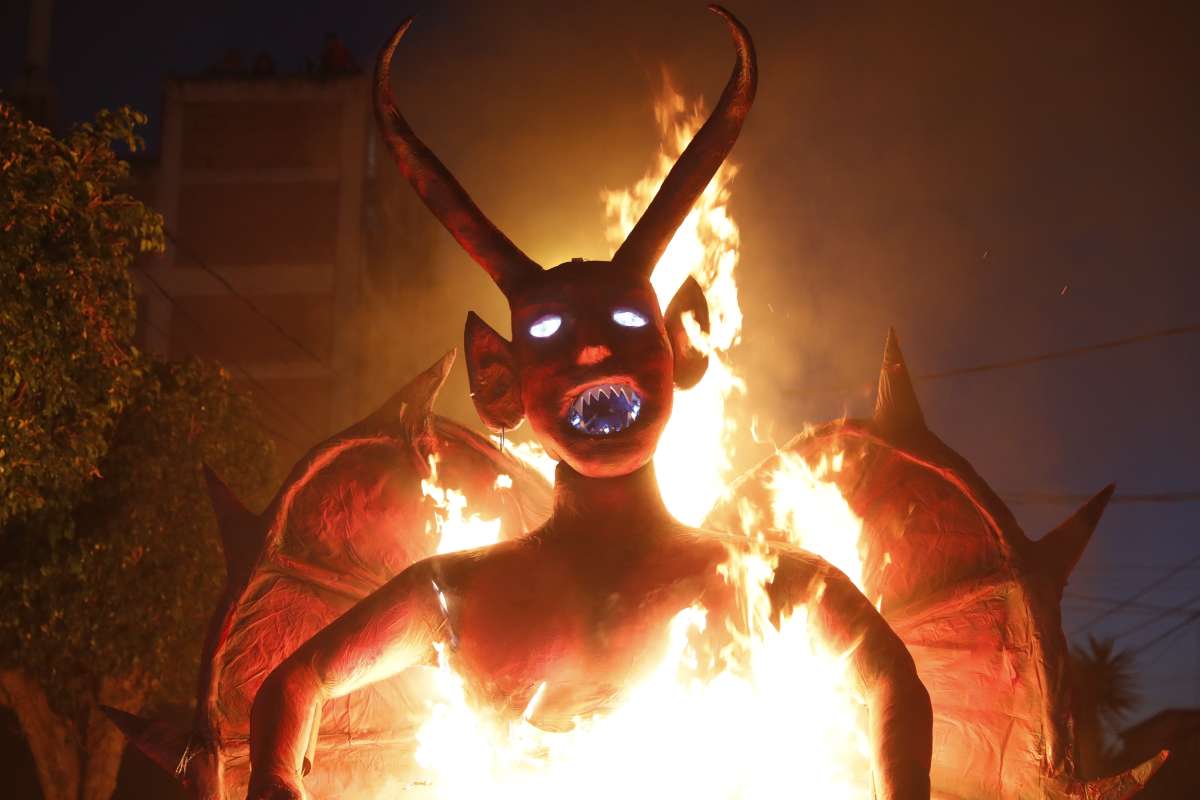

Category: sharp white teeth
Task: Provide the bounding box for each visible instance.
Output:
[568,383,642,435]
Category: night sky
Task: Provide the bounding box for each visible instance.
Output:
[4,0,1198,721]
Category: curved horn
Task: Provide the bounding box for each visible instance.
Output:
[374,18,542,297]
[612,5,757,277]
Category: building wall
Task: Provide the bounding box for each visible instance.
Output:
[139,75,371,466]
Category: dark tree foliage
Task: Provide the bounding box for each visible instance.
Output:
[0,104,278,800]
[0,103,162,524]
[1070,635,1141,777]
[1072,636,1140,729]
[0,358,277,712]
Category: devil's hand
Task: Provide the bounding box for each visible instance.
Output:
[246,771,305,800]
[770,548,933,799]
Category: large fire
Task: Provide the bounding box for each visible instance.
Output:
[604,78,745,527]
[410,84,872,798]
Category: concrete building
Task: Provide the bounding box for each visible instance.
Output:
[139,72,368,461]
[5,0,55,126]
[135,67,441,466]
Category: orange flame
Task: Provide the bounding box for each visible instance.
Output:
[490,435,558,485]
[422,455,503,554]
[603,78,745,526]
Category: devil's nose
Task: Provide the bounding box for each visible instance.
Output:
[576,345,612,366]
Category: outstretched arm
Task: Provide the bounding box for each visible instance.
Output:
[246,560,442,800]
[771,550,932,800]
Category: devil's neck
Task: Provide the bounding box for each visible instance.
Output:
[550,460,673,531]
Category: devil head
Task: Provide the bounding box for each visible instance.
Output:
[374,5,755,478]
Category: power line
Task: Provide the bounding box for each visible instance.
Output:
[791,321,1200,397]
[146,243,1200,508]
[1004,490,1200,506]
[137,268,318,442]
[163,228,331,369]
[1070,549,1200,634]
[138,315,308,452]
[1067,588,1200,677]
[786,322,1200,510]
[1138,674,1200,686]
[1131,610,1200,657]
[135,266,322,445]
[916,322,1200,382]
[1107,588,1200,642]
[1138,622,1200,675]
[1070,562,1200,576]
[1064,592,1200,616]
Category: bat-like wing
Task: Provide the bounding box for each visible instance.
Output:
[106,352,551,798]
[705,331,1165,799]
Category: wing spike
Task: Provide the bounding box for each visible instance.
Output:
[398,349,456,433]
[201,465,262,585]
[1035,484,1114,589]
[357,349,456,438]
[100,705,191,781]
[1067,749,1168,799]
[873,328,926,435]
[349,350,456,478]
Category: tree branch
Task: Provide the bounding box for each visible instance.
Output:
[0,669,80,800]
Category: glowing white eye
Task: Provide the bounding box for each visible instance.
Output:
[528,314,562,338]
[612,308,648,328]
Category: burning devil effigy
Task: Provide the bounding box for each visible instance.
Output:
[104,6,1169,799]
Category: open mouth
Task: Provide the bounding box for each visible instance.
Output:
[566,381,643,436]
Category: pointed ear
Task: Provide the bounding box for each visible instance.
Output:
[665,276,710,390]
[464,311,524,431]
